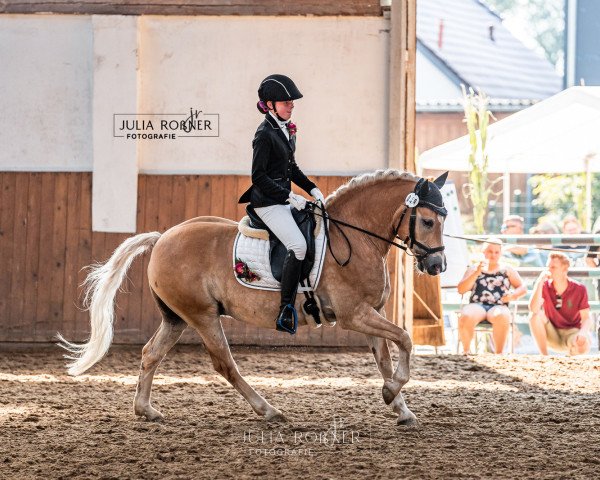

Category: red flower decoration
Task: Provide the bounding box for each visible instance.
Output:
[286,121,297,137]
[234,259,261,282]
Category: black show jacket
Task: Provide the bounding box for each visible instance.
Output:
[238,114,316,207]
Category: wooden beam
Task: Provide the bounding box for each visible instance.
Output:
[387,0,416,329]
[0,0,383,16]
[405,0,417,172]
[388,0,405,170]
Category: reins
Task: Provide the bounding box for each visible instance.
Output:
[309,202,411,267]
[307,177,447,267]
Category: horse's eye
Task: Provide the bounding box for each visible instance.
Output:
[422,219,434,229]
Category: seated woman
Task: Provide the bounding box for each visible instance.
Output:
[457,239,527,354]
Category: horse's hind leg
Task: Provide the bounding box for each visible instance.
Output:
[192,314,286,422]
[134,293,187,421]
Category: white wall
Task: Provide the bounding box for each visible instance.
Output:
[0,14,390,230]
[0,15,93,171]
[138,16,389,175]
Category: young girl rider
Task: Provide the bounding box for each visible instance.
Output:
[238,74,325,334]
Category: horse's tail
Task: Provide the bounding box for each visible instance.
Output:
[57,232,162,376]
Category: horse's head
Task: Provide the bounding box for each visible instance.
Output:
[413,207,447,275]
[401,172,448,276]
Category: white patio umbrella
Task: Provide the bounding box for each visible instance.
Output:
[419,87,600,226]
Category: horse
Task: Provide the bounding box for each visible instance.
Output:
[58,169,447,426]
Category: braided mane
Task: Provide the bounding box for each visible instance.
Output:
[325,169,420,206]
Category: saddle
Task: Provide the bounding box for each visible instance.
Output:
[245,205,316,283]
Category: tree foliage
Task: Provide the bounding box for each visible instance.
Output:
[483,0,564,68]
[528,173,600,230]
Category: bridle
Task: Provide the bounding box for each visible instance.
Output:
[393,177,447,258]
[310,177,447,267]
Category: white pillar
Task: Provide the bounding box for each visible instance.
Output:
[503,172,511,219]
[585,156,592,231]
[92,15,139,233]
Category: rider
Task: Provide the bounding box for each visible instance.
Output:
[238,74,325,334]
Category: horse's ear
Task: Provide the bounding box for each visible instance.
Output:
[420,181,430,196]
[433,171,448,189]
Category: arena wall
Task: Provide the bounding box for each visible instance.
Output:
[0,172,381,345]
[0,3,411,346]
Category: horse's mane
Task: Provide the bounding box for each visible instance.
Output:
[326,169,420,205]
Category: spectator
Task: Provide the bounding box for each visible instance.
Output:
[585,216,600,299]
[528,252,591,355]
[529,222,560,265]
[529,221,559,265]
[501,215,544,267]
[558,214,586,265]
[529,221,559,235]
[561,214,583,234]
[457,239,527,354]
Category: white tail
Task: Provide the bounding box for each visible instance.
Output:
[57,232,162,376]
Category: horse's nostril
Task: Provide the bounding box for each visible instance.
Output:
[427,264,442,276]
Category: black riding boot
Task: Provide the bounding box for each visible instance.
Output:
[276,250,303,334]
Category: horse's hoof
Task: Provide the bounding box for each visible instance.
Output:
[146,412,165,422]
[397,416,419,427]
[265,412,288,423]
[382,385,396,405]
[135,406,164,422]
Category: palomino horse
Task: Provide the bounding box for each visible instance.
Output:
[58,170,447,426]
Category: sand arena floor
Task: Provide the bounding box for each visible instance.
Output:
[1,345,599,479]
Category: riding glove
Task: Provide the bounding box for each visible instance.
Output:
[288,192,307,210]
[310,188,325,205]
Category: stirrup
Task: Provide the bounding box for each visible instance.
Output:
[276,304,298,335]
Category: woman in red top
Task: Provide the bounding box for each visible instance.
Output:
[529,252,591,355]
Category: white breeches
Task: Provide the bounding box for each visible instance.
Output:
[254,204,307,260]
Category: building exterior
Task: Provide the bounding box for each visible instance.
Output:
[416,0,563,218]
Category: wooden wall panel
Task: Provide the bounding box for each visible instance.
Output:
[0,172,391,347]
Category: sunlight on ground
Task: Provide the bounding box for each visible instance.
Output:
[0,405,30,419]
[0,373,518,392]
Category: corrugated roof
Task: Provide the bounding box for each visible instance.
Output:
[418,0,563,100]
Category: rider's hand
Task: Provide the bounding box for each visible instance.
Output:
[310,188,325,205]
[288,192,307,210]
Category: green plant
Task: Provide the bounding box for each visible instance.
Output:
[461,86,498,234]
[529,173,600,230]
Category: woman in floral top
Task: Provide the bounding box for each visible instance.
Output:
[457,239,527,354]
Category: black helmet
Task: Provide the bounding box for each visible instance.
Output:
[258,74,303,102]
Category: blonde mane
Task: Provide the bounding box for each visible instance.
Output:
[326,169,420,205]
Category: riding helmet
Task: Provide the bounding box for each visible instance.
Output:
[258,74,303,102]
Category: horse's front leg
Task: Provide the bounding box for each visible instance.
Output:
[343,304,417,426]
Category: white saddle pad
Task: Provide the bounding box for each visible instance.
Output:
[233,213,327,292]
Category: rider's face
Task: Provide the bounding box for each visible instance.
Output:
[268,100,294,120]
